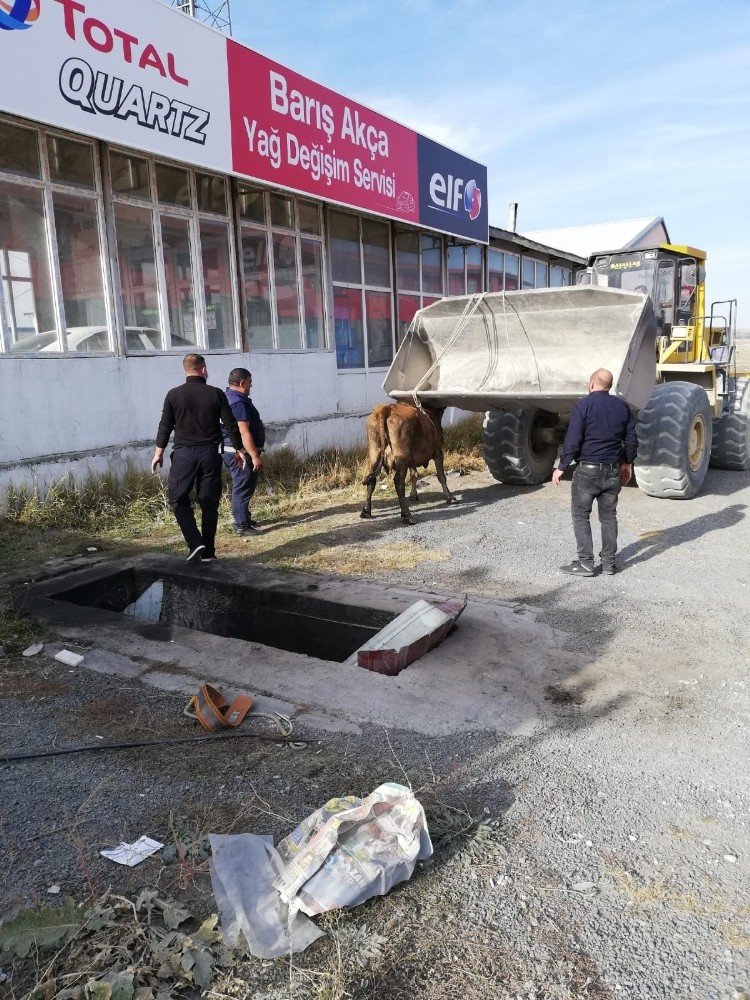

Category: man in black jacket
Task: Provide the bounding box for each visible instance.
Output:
[152,354,247,563]
[552,368,638,576]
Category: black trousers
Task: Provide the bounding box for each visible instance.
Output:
[571,464,622,569]
[168,445,223,556]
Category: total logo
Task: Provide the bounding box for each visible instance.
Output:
[429,172,482,221]
[0,0,39,30]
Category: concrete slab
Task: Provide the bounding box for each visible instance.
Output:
[20,554,608,738]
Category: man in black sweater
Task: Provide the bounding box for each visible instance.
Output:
[552,368,638,576]
[152,354,248,563]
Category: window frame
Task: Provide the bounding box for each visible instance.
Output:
[236,184,328,353]
[394,228,445,344]
[0,115,114,357]
[106,148,240,355]
[329,208,394,372]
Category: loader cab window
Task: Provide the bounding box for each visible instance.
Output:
[591,255,657,298]
[676,260,697,326]
[655,261,675,328]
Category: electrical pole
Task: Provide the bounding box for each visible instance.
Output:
[172,0,232,36]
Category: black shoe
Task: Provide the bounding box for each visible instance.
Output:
[200,554,217,563]
[560,560,596,577]
[601,564,617,575]
[233,524,258,536]
[186,544,206,563]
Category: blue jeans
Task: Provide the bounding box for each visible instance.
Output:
[571,464,622,568]
[223,453,259,528]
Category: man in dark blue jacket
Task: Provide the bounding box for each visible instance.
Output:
[552,368,638,576]
[222,368,265,535]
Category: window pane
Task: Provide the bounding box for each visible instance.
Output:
[488,248,504,292]
[366,290,393,367]
[47,136,95,189]
[423,296,441,308]
[447,245,465,295]
[421,234,443,294]
[504,254,519,290]
[196,173,227,214]
[395,232,419,291]
[238,186,266,224]
[329,210,361,284]
[334,286,364,368]
[110,152,150,199]
[241,229,273,349]
[0,182,56,351]
[550,264,564,288]
[114,203,162,346]
[521,258,535,290]
[0,121,40,179]
[299,201,321,235]
[362,219,390,287]
[53,192,108,350]
[156,163,191,207]
[301,238,325,349]
[270,193,294,229]
[397,293,420,344]
[161,215,197,346]
[535,261,548,288]
[272,232,301,349]
[466,245,484,294]
[201,220,236,349]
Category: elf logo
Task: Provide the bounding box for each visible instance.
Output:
[429,172,482,221]
[0,0,40,31]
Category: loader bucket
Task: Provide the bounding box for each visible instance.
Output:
[383,286,658,415]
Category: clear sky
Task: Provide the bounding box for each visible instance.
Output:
[230,0,749,328]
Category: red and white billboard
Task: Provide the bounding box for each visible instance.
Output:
[228,43,420,226]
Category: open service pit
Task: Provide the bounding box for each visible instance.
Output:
[17,554,569,737]
[44,564,397,664]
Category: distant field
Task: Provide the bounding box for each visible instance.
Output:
[736,336,750,372]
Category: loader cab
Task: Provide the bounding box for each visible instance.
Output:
[577,247,704,338]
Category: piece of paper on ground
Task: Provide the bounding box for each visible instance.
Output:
[100,835,164,867]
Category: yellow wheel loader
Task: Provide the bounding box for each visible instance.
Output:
[383,245,748,499]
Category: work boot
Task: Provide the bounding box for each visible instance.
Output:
[233,524,258,536]
[560,560,596,577]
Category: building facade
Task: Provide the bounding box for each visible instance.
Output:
[0,0,580,493]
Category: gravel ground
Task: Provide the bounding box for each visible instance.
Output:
[1,465,749,999]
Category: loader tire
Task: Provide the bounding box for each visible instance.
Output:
[483,408,558,485]
[634,381,712,499]
[710,376,750,470]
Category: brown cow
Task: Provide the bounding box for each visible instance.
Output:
[360,402,456,525]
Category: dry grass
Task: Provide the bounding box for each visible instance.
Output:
[1,417,483,577]
[286,539,450,576]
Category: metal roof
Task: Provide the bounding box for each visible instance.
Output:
[523,217,669,258]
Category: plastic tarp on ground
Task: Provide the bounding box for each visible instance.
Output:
[209,782,432,958]
[384,286,658,416]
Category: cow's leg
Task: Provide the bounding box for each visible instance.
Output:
[434,450,456,504]
[409,468,419,501]
[360,457,382,519]
[394,459,414,524]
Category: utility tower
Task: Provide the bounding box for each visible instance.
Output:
[172,0,232,35]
